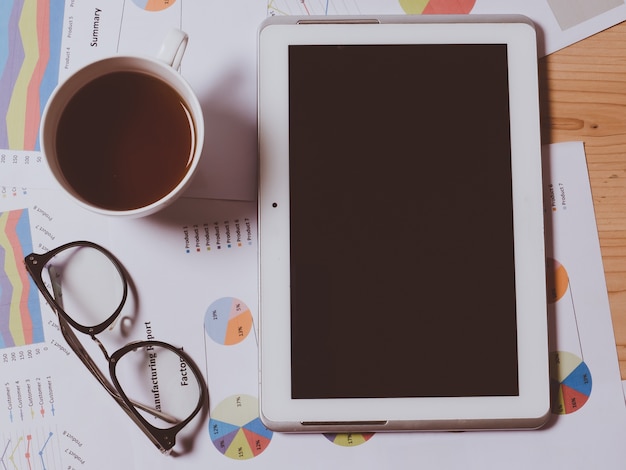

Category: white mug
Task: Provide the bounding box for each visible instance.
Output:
[40,29,204,218]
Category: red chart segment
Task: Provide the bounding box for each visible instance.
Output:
[550,351,592,415]
[399,0,476,15]
[209,395,273,460]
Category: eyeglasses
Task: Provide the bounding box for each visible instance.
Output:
[24,241,207,454]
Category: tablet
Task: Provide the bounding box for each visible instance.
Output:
[257,15,549,433]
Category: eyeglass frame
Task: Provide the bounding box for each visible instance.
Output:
[24,240,207,454]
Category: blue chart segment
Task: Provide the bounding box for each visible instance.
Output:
[0,209,44,349]
[0,0,65,151]
[204,297,253,345]
[550,351,592,414]
[131,0,177,11]
[209,395,273,460]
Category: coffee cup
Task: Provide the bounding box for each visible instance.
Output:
[40,29,204,218]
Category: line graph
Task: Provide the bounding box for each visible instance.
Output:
[0,428,61,470]
[267,0,476,16]
[268,0,363,16]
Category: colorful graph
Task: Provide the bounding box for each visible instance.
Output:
[131,0,178,11]
[324,432,375,447]
[0,209,44,349]
[399,0,476,14]
[204,297,253,345]
[208,394,273,460]
[1,428,62,470]
[268,0,476,15]
[0,0,65,151]
[550,351,592,415]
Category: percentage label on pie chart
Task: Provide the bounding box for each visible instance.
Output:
[324,432,375,447]
[204,297,253,345]
[399,0,476,14]
[550,351,592,415]
[209,394,273,460]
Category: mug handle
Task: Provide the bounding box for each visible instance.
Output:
[157,29,189,70]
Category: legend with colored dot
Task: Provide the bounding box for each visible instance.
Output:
[183,218,253,254]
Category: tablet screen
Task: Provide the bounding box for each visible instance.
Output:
[288,43,519,400]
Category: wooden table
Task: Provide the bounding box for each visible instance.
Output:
[541,20,626,379]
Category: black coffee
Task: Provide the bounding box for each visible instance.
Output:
[56,71,195,211]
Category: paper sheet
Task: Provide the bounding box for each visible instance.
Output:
[267,0,626,55]
[2,0,626,194]
[3,2,626,468]
[2,142,626,468]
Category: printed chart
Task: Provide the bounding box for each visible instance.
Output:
[131,0,178,12]
[545,254,593,415]
[0,0,65,151]
[0,427,63,470]
[546,257,569,303]
[324,433,375,447]
[267,0,476,16]
[0,209,44,349]
[204,297,253,346]
[398,0,476,14]
[550,350,592,415]
[268,0,361,16]
[208,394,273,460]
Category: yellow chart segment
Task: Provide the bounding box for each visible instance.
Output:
[550,350,583,383]
[324,432,375,447]
[224,429,255,460]
[6,0,37,149]
[550,351,592,415]
[209,395,273,460]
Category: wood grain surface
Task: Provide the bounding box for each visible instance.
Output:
[540,20,626,379]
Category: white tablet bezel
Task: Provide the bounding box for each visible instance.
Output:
[258,15,549,433]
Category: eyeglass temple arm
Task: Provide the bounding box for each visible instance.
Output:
[69,325,179,424]
[89,334,180,424]
[48,267,179,424]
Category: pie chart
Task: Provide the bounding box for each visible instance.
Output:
[546,258,569,303]
[209,395,273,460]
[131,0,177,11]
[204,297,253,345]
[550,351,592,415]
[324,432,375,447]
[399,0,476,14]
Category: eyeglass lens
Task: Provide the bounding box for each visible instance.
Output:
[114,344,203,428]
[41,244,203,429]
[43,244,125,328]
